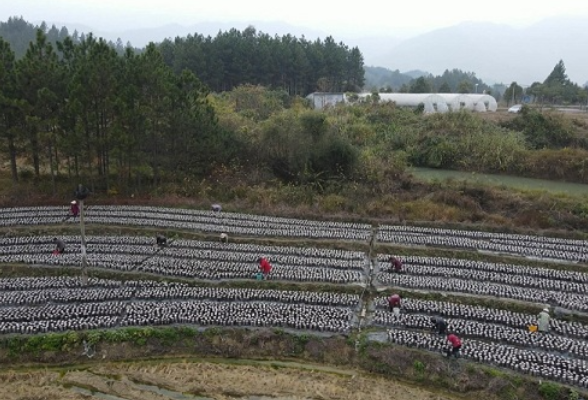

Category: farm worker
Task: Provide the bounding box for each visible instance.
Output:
[220,233,228,243]
[445,333,462,358]
[537,308,551,333]
[389,256,403,273]
[430,316,448,335]
[69,200,79,218]
[53,237,66,255]
[156,234,167,247]
[388,294,401,312]
[258,257,272,279]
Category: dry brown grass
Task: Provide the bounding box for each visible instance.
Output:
[0,370,90,400]
[0,361,458,400]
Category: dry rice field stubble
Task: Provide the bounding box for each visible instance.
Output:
[0,361,457,400]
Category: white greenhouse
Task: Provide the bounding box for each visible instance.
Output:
[356,93,450,114]
[306,92,498,113]
[437,94,475,111]
[467,94,498,112]
[305,92,346,109]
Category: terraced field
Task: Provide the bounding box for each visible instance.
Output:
[2,204,588,397]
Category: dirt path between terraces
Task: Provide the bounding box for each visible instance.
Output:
[0,359,456,400]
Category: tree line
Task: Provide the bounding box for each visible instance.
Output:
[0,29,236,193]
[1,18,366,97]
[0,21,368,194]
[366,62,588,107]
[158,26,365,95]
[0,17,134,58]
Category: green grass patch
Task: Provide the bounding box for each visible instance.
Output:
[411,167,588,197]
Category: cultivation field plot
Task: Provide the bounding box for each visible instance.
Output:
[374,255,588,312]
[0,277,360,335]
[381,327,588,388]
[377,224,588,263]
[371,295,588,388]
[0,235,367,284]
[371,296,588,358]
[370,261,588,388]
[0,205,372,241]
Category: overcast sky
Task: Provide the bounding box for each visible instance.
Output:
[2,0,588,37]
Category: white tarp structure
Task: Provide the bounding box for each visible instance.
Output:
[468,94,498,112]
[307,92,498,113]
[435,99,449,113]
[474,101,487,112]
[437,94,475,111]
[306,92,346,109]
[356,93,449,114]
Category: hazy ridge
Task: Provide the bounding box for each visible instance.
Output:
[35,16,588,86]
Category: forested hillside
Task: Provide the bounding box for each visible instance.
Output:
[0,28,232,191]
[3,17,588,233]
[159,27,365,95]
[0,17,130,57]
[0,17,365,96]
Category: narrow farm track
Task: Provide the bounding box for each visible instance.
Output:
[2,205,588,390]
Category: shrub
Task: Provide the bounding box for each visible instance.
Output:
[538,381,563,400]
[86,331,103,345]
[519,148,588,183]
[413,360,425,374]
[568,389,580,400]
[41,333,64,351]
[321,194,346,212]
[507,108,579,149]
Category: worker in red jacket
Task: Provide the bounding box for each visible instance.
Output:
[388,294,401,312]
[70,200,80,218]
[389,256,403,273]
[258,257,272,280]
[445,333,462,358]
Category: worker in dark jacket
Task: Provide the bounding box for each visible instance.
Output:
[388,294,401,312]
[445,333,462,358]
[258,257,272,279]
[53,238,66,254]
[156,234,167,247]
[430,316,448,335]
[389,256,403,273]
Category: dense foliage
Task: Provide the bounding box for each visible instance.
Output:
[0,29,233,192]
[1,17,365,98]
[527,60,588,106]
[158,26,365,95]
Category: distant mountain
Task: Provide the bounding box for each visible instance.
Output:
[402,70,430,79]
[363,66,413,91]
[371,17,588,86]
